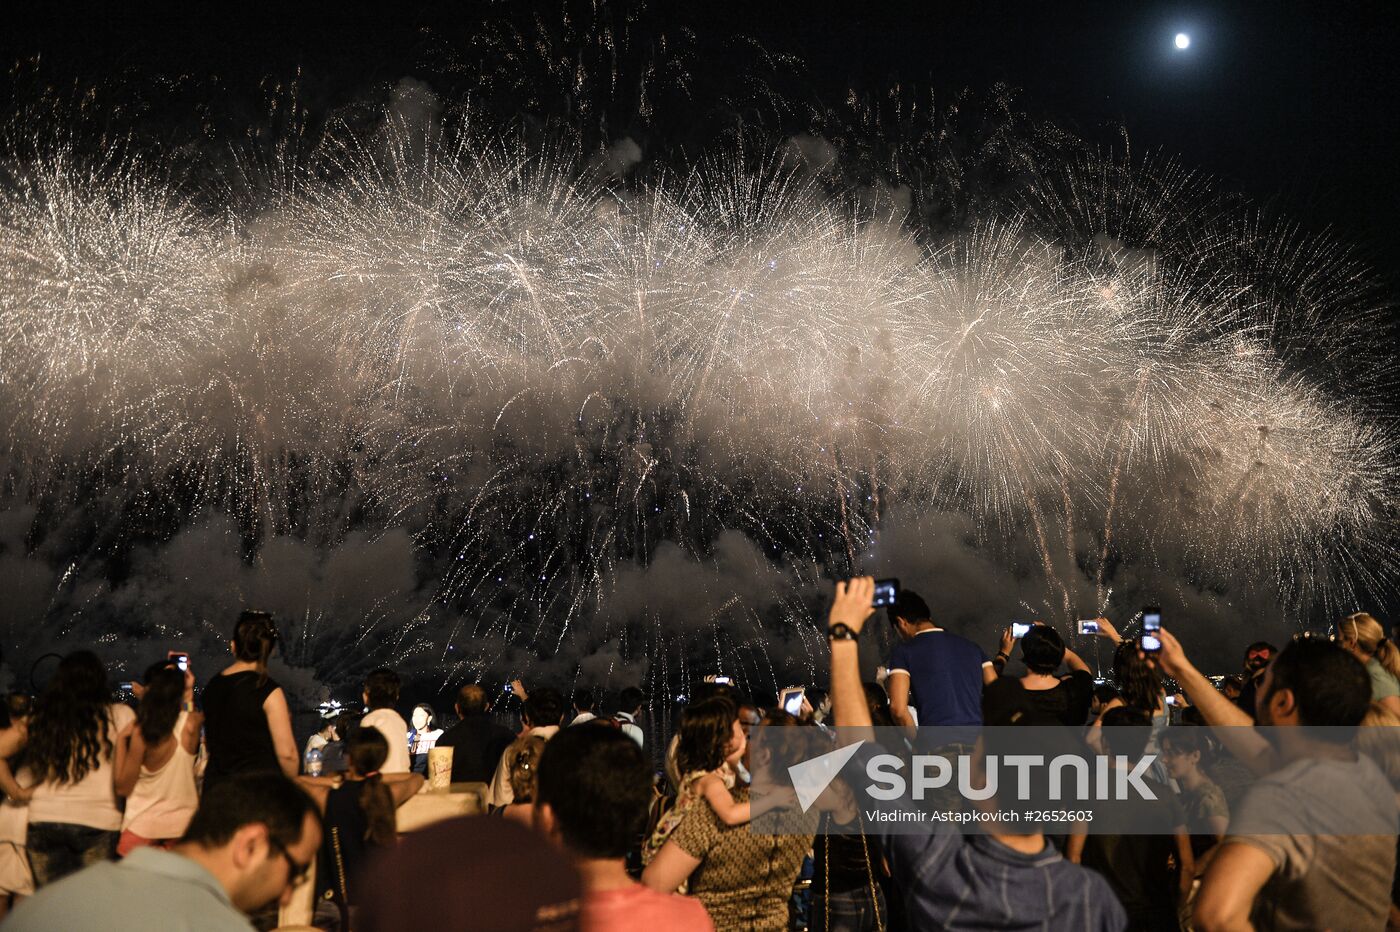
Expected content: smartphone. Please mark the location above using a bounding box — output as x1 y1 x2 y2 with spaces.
167 651 189 672
1166 695 1178 706
1078 619 1100 635
872 578 900 608
703 675 732 685
1011 622 1032 639
117 681 134 693
504 682 514 694
780 687 806 716
1140 608 1162 653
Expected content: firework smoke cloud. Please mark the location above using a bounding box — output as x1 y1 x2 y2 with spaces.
0 79 1395 704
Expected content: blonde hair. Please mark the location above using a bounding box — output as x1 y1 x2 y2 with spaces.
1345 613 1400 681
1359 702 1400 791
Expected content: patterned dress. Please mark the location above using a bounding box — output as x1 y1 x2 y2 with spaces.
643 764 738 874
670 785 816 931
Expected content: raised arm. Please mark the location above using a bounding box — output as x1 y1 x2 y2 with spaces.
262 687 301 778
1154 629 1276 775
990 627 1015 676
829 577 876 738
1062 644 1092 675
1095 617 1123 646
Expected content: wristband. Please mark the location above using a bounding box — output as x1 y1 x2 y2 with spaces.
828 623 860 642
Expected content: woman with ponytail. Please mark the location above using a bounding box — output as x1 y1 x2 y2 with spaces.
299 727 423 925
113 662 202 856
1340 612 1400 716
201 611 299 789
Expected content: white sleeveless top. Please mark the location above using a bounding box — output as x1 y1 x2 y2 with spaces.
120 711 199 840
29 704 135 831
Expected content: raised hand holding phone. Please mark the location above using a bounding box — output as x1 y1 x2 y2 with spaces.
829 577 877 633
1139 608 1162 653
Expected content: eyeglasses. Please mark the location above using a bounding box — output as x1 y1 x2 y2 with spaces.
269 837 312 888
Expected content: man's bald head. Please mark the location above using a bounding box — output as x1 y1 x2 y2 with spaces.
456 683 489 716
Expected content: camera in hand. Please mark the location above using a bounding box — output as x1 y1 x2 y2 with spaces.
1140 608 1162 653
872 578 900 608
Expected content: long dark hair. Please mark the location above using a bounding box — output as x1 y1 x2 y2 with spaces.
346 729 396 847
137 663 185 745
676 696 738 775
1113 641 1164 714
233 610 279 684
26 651 113 785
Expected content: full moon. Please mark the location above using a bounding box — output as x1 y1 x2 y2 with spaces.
1175 33 1191 49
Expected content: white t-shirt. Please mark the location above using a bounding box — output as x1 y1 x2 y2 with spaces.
361 708 411 774
29 704 136 830
615 713 644 748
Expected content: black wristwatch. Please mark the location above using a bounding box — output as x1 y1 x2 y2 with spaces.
828 623 860 642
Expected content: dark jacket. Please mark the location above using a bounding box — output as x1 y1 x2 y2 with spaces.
434 712 515 784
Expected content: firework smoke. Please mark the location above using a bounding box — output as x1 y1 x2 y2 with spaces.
0 98 1395 709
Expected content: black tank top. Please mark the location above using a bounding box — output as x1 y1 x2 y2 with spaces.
318 781 385 904
201 671 281 788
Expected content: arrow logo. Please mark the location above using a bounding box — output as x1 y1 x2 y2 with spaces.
787 740 865 812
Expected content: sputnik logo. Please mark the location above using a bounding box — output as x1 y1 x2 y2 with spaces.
787 741 865 812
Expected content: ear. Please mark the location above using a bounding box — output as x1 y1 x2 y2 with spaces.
229 823 269 871
228 640 237 655
1268 686 1298 723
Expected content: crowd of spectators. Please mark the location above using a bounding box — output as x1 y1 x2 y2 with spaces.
0 596 1396 931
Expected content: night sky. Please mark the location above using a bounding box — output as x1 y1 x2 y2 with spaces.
5 1 1399 268
0 2 1396 691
